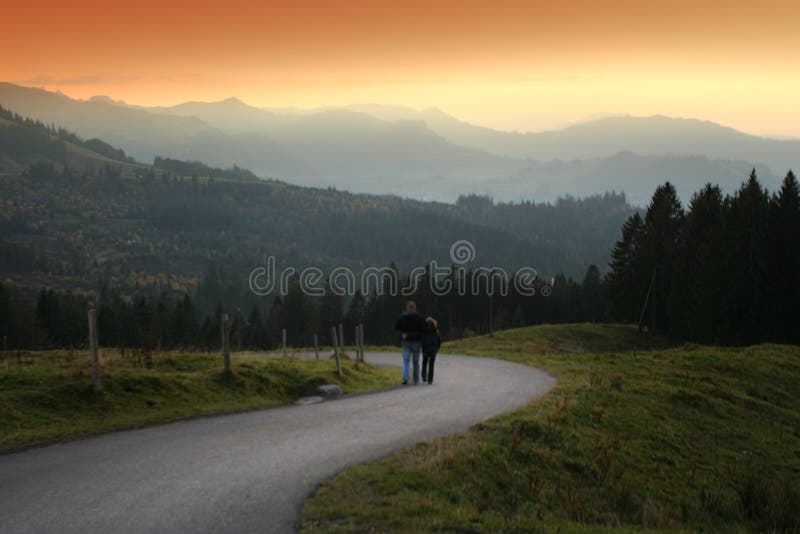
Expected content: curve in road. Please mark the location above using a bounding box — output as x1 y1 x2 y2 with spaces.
0 352 554 533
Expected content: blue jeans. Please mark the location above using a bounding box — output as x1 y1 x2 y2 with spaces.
402 341 421 383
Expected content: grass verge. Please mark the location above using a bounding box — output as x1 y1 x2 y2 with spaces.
302 323 800 533
0 349 395 452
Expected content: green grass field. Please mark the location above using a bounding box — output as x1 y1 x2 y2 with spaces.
302 324 800 533
0 349 395 452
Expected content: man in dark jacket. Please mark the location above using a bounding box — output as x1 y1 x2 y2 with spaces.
394 300 426 384
420 317 442 384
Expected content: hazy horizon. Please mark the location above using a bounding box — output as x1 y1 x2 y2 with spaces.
3 0 799 137
6 81 800 141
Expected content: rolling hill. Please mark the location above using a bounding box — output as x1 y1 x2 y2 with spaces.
0 109 638 306
0 83 303 178
0 104 144 176
303 324 800 533
0 82 786 204
342 103 800 173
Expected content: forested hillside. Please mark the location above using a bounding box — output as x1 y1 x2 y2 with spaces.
450 193 630 277
0 105 141 175
0 108 639 349
0 165 621 347
4 104 795 352
0 166 625 291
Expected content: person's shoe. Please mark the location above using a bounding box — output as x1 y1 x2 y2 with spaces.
427 381 433 385
421 374 427 382
402 380 408 385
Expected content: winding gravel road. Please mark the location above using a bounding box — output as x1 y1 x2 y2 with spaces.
0 352 554 533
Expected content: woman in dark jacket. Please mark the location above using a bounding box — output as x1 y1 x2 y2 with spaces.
420 317 442 384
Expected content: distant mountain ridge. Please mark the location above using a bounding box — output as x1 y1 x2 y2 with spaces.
339 103 800 172
0 83 304 178
0 82 790 204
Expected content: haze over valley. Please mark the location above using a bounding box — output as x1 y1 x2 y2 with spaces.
1 82 793 206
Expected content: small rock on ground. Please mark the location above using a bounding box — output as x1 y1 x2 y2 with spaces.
316 384 343 397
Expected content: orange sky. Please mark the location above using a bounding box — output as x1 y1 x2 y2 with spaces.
2 0 799 135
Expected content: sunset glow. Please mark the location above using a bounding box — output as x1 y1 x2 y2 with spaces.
2 0 799 135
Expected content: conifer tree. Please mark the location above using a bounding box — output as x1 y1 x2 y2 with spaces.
726 170 770 344
674 184 726 342
636 183 684 333
767 171 800 343
605 213 643 321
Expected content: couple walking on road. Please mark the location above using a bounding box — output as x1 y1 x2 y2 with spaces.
394 300 442 385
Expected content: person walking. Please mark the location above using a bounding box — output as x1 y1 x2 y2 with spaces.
420 317 442 384
394 300 426 385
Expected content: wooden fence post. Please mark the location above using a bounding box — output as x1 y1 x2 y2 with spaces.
221 313 231 373
331 326 342 376
338 323 344 354
313 333 319 360
357 324 366 362
282 328 287 357
637 269 656 333
354 325 360 362
359 324 365 363
88 309 101 391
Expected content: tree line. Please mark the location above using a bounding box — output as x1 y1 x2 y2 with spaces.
2 168 795 351
0 262 606 351
606 170 799 345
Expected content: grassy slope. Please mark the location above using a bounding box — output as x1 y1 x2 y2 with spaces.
302 324 800 533
64 140 145 173
0 115 143 176
0 350 395 452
